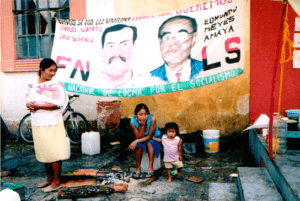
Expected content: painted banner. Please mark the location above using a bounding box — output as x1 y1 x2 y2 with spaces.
52 0 245 97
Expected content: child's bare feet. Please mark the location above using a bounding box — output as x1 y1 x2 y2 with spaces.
167 178 172 183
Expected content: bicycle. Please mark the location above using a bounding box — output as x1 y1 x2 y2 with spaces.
19 94 89 145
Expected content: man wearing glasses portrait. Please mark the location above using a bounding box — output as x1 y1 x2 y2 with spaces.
150 15 203 83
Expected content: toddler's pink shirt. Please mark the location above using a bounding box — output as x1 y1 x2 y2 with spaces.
162 135 180 162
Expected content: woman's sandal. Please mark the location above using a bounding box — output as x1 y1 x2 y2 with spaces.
38 181 51 188
42 185 61 192
146 172 154 178
132 172 141 179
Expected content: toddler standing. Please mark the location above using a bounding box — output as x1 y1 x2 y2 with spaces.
155 122 183 183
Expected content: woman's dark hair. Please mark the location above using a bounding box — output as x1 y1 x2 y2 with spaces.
165 122 180 136
39 58 57 76
134 103 150 115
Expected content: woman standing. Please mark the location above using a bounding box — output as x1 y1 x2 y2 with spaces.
26 58 68 192
128 103 161 178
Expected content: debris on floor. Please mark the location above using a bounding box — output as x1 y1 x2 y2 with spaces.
230 173 238 177
110 141 121 145
186 176 204 183
140 168 165 187
57 167 129 199
201 166 212 170
57 183 128 199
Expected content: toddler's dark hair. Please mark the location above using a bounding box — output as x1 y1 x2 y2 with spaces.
165 122 180 136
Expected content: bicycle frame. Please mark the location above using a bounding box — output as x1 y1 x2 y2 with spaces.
19 94 88 144
63 95 79 130
63 95 78 116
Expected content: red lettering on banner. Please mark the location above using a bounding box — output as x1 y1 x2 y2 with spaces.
220 0 227 5
210 0 231 8
202 46 208 59
72 36 94 43
56 56 71 68
225 37 241 64
131 16 155 21
59 34 71 40
210 0 219 8
80 26 102 32
176 0 234 14
74 60 90 71
225 37 240 52
202 46 221 71
203 2 208 10
196 5 202 11
201 37 241 70
159 13 171 17
71 60 90 81
143 16 155 20
190 6 195 12
60 26 77 32
131 17 143 21
183 8 189 13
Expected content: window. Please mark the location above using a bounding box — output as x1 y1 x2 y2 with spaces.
14 0 69 59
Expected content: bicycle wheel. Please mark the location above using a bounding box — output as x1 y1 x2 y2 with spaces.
65 112 89 144
19 113 34 144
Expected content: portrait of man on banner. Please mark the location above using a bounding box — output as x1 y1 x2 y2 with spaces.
52 0 245 96
149 15 203 84
91 24 146 88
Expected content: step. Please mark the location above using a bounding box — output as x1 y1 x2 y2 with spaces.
1 155 19 171
237 167 283 201
208 183 239 201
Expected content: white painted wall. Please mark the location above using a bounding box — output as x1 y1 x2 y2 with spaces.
1 72 37 122
1 1 117 135
86 0 115 18
0 71 106 134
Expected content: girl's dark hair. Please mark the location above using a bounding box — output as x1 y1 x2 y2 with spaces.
134 103 150 115
39 58 57 76
165 122 180 136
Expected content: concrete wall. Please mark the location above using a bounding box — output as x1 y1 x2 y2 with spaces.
0 71 102 137
115 0 251 134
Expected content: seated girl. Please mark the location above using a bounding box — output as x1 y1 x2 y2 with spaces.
128 103 161 178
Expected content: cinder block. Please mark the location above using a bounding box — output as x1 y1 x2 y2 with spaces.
141 152 161 173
